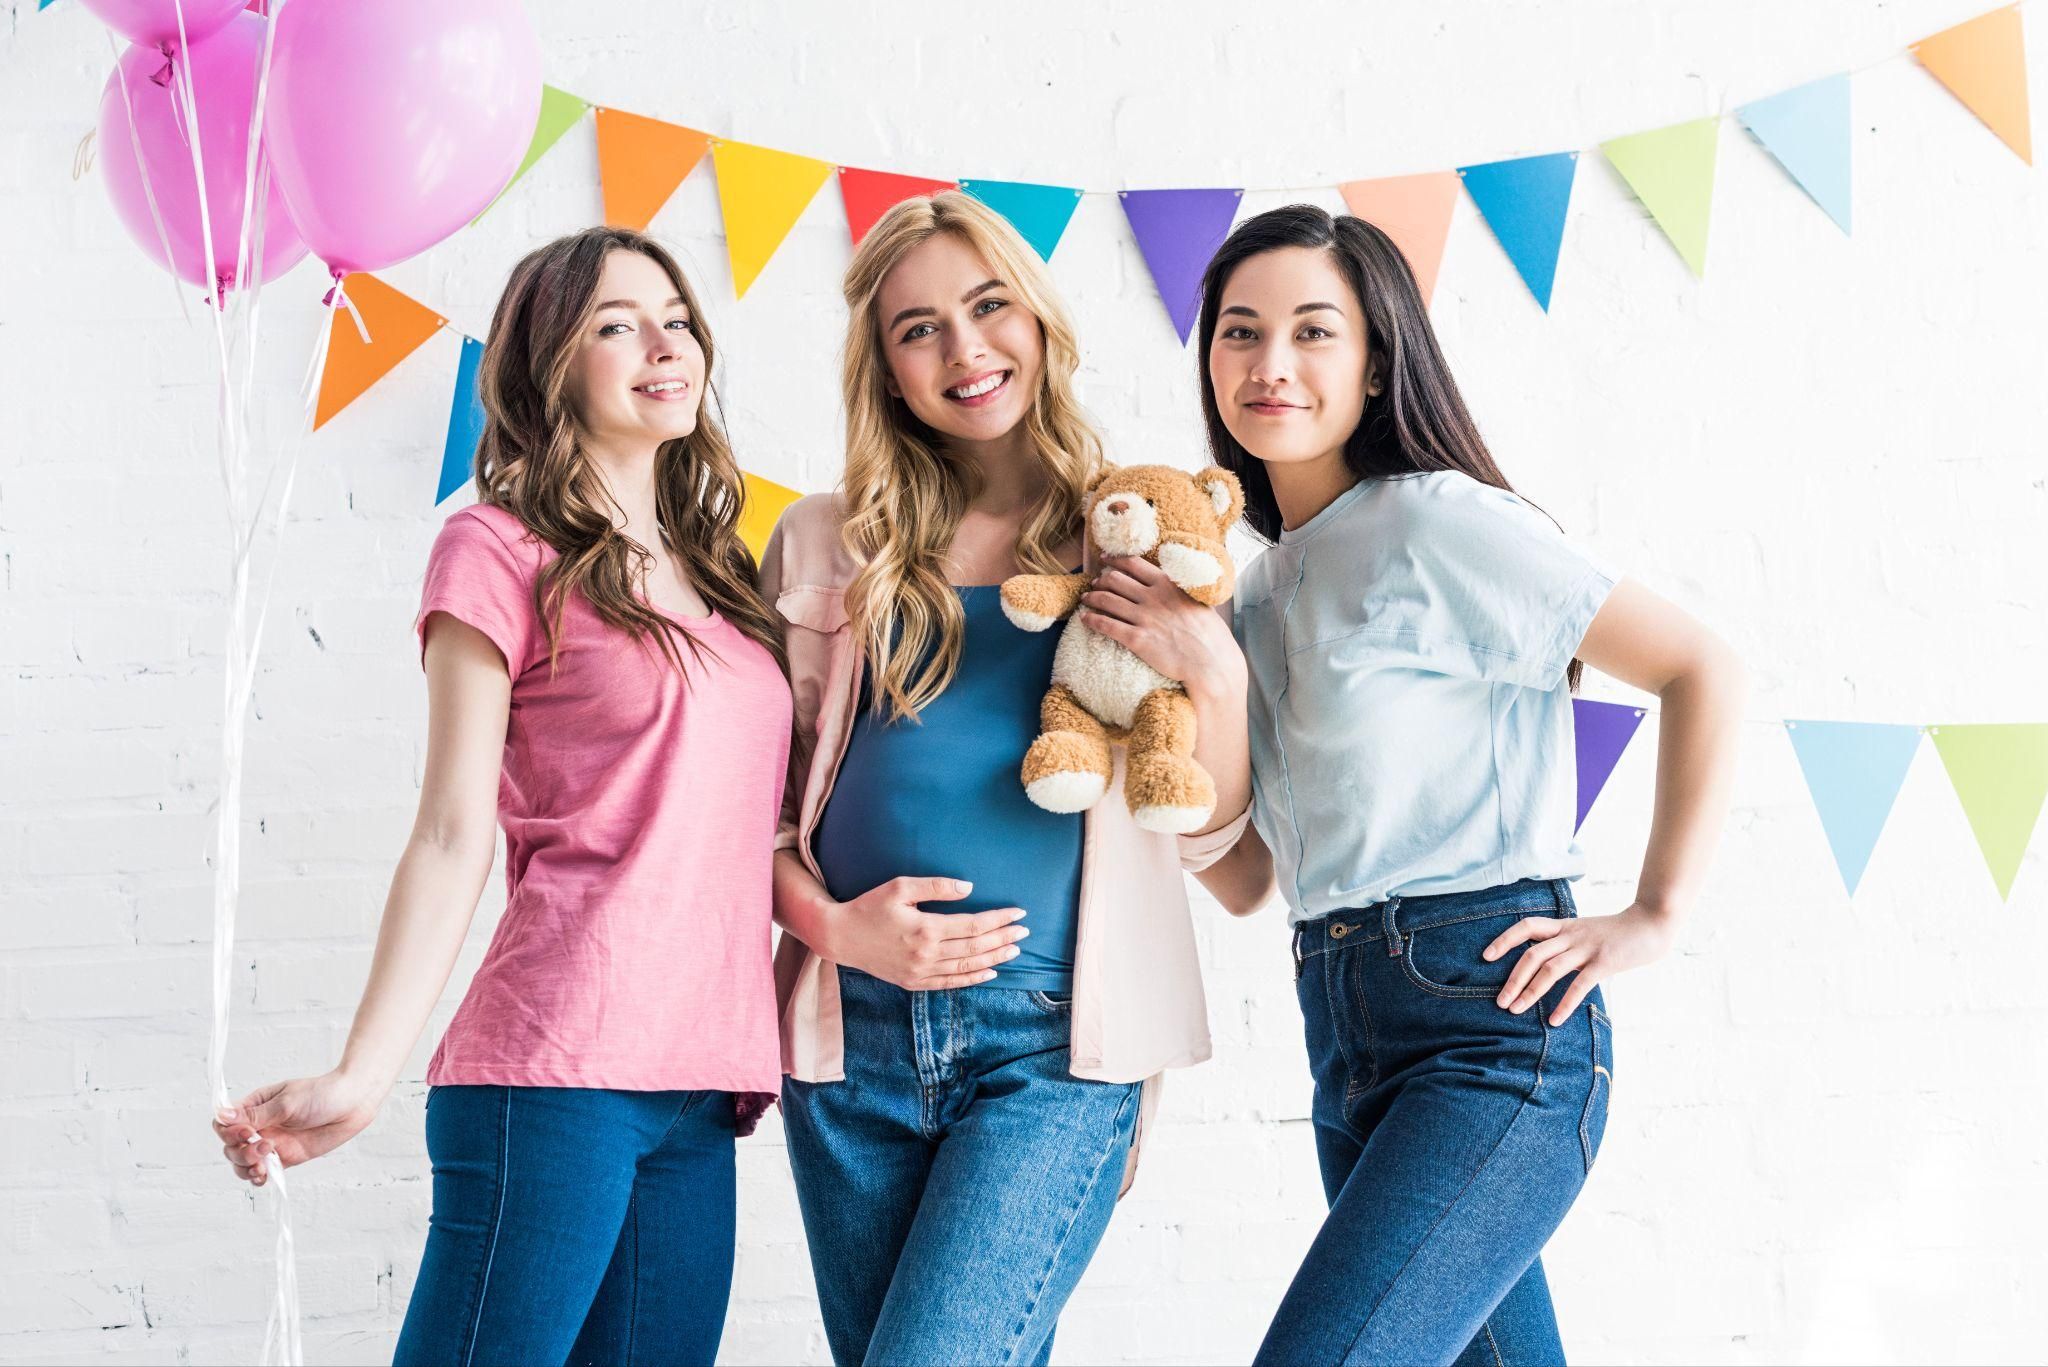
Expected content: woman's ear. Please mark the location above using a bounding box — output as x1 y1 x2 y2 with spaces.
1193 467 1244 532
1364 351 1385 399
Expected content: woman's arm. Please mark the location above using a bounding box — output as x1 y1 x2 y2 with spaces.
1192 822 1277 917
211 614 511 1184
1485 578 1748 1024
773 852 1032 990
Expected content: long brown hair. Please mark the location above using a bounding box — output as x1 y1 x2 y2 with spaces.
840 192 1101 720
1196 204 1581 689
469 226 785 676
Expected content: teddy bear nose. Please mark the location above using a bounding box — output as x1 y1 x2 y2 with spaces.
1105 498 1130 514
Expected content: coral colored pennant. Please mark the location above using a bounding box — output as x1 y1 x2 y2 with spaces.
1913 5 2033 164
710 141 834 298
1339 171 1462 304
437 336 486 505
1573 699 1645 832
959 179 1084 261
1930 722 2048 901
313 275 444 431
1457 152 1578 311
1784 720 1923 896
595 108 712 231
1119 188 1243 344
1601 117 1721 278
738 472 803 562
476 86 591 223
839 167 958 246
1738 75 1853 234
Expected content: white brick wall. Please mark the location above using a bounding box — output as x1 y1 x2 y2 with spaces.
4 0 2045 1362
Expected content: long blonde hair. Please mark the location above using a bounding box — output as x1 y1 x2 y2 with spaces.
840 192 1102 720
472 226 785 677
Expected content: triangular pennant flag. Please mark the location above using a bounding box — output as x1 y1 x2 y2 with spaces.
737 472 803 562
1912 6 2033 164
1600 117 1721 277
1930 722 2048 900
313 275 444 431
710 141 834 298
595 107 712 231
1573 699 1645 832
1119 188 1243 344
1456 152 1578 311
959 179 1084 261
1784 720 1923 896
839 167 959 247
1339 171 1462 304
475 86 591 223
40 0 60 9
1737 75 1853 233
437 336 487 505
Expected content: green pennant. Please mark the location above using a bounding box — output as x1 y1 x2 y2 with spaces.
475 85 591 222
1600 116 1721 277
1930 723 2048 901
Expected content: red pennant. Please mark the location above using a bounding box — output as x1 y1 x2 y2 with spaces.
838 167 958 246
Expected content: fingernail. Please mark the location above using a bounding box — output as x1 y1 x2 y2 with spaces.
1014 927 1030 938
955 880 973 894
1002 947 1020 960
216 1107 237 1122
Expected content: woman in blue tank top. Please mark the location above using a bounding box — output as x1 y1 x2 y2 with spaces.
1194 205 1747 1365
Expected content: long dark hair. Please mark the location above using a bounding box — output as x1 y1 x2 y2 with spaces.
1195 203 1581 689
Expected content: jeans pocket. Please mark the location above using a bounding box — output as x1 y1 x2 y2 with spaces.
1580 1004 1613 1173
1395 910 1535 999
1026 990 1073 1014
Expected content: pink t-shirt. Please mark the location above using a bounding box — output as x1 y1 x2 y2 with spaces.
414 504 791 1108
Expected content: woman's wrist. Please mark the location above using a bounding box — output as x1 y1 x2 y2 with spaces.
1183 652 1247 708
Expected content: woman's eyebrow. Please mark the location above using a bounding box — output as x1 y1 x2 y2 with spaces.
594 295 687 311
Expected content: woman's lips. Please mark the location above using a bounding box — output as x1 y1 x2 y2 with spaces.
945 370 1012 408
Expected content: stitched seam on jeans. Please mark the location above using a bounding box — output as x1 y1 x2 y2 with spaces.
1321 956 1371 1136
1484 1321 1505 1367
1003 1081 1141 1363
1344 946 1380 1099
460 1087 515 1367
625 1190 641 1366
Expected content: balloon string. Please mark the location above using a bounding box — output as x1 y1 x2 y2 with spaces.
106 30 190 325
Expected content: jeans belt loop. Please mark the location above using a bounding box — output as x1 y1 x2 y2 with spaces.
1381 896 1404 958
1291 924 1304 980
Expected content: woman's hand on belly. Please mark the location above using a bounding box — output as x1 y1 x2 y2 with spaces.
817 876 1031 991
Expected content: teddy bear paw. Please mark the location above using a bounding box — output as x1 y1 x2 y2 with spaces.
1026 769 1110 813
1156 541 1223 591
1131 802 1214 835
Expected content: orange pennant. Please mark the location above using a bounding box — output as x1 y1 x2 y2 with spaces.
1912 5 2032 164
313 274 445 431
596 107 714 230
1340 172 1463 304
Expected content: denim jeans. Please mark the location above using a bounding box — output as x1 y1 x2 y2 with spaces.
393 1085 737 1367
1255 879 1613 1367
782 967 1143 1366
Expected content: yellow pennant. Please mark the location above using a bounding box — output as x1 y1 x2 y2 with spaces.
737 472 804 562
710 141 833 298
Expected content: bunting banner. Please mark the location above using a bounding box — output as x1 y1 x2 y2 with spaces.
1339 171 1462 304
959 179 1084 261
1601 117 1721 277
1119 188 1244 344
1457 152 1579 311
438 336 487 506
1929 723 2048 900
1912 5 2033 164
595 107 711 231
1785 720 1924 896
313 275 445 431
1573 699 1646 832
840 167 959 246
476 85 591 222
710 140 834 297
1737 75 1854 233
738 472 803 561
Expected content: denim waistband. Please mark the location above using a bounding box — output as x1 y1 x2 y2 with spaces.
1291 878 1576 965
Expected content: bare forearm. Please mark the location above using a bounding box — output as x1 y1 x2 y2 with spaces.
336 838 493 1089
1187 663 1251 838
1194 824 1276 917
1635 647 1747 923
773 848 840 956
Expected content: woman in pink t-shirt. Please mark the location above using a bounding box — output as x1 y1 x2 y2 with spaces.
208 227 793 1365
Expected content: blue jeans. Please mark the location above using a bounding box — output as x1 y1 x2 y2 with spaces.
1255 879 1613 1367
782 968 1143 1366
393 1085 737 1367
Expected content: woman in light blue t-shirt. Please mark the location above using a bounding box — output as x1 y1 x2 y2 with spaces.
1193 205 1747 1365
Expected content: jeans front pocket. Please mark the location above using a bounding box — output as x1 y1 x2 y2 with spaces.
1580 1003 1613 1173
1395 909 1541 1000
1025 990 1073 1014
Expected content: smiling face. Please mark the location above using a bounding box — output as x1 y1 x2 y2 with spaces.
563 249 707 452
1208 245 1381 471
874 230 1046 448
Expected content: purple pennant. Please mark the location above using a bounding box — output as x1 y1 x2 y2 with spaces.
1573 699 1646 832
1120 188 1243 344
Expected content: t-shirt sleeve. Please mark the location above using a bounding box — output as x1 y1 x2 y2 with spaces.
414 510 542 677
1392 474 1617 690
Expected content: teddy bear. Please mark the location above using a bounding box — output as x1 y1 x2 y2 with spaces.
999 462 1244 834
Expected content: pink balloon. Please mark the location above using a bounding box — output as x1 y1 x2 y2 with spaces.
96 13 309 296
80 0 246 51
265 0 541 276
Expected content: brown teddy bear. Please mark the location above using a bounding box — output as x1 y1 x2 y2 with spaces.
999 463 1244 833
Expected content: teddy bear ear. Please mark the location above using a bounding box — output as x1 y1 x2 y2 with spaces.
1194 466 1244 529
1086 463 1121 492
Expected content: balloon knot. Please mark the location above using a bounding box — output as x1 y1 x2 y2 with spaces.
149 58 174 88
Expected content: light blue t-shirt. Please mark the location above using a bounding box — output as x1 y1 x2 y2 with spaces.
1232 471 1618 925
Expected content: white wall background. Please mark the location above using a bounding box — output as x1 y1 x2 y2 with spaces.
4 1 2045 1362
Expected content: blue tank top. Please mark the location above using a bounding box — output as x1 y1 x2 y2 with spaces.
812 585 1082 992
